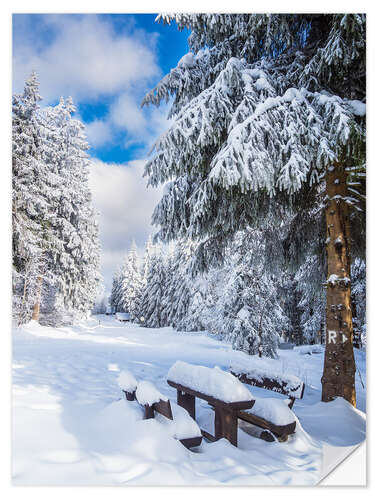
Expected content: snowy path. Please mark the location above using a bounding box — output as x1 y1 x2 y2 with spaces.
12 316 366 485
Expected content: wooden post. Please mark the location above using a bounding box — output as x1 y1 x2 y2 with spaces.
123 390 136 401
214 407 238 446
143 404 155 419
177 389 196 420
321 163 356 406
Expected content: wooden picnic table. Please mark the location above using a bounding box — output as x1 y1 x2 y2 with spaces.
167 379 255 447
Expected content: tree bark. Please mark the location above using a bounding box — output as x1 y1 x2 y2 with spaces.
321 163 356 406
31 276 43 322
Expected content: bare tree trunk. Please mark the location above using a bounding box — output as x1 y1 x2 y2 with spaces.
321 163 356 406
32 276 43 322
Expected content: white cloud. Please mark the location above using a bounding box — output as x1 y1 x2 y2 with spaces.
13 15 161 102
88 158 163 291
85 119 113 148
83 92 171 152
110 93 147 133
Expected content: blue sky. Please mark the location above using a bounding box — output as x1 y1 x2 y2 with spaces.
12 14 190 292
13 14 189 163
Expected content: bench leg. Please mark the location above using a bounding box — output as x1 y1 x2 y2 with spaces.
287 397 295 409
177 390 195 420
214 407 238 447
144 404 155 419
123 390 136 401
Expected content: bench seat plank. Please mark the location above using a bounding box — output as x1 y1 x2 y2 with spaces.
237 409 296 437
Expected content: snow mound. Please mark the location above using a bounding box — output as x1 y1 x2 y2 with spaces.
245 397 296 426
295 397 366 446
135 381 168 406
23 320 45 330
117 370 138 392
168 361 253 403
156 402 201 440
230 356 304 398
296 345 324 355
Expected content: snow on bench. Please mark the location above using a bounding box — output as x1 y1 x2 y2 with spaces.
135 380 169 406
117 370 138 401
155 402 202 442
230 356 302 441
167 360 253 403
118 372 202 448
244 397 296 426
118 370 138 393
167 361 255 447
230 356 305 400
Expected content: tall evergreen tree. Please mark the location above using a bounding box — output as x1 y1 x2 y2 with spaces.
215 230 287 357
13 74 101 325
140 245 168 327
12 72 56 323
41 96 101 319
143 14 366 405
164 240 192 329
121 242 143 321
109 267 123 313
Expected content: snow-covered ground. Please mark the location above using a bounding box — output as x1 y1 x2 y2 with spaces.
12 315 366 486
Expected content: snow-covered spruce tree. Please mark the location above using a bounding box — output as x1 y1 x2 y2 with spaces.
200 265 227 336
161 244 176 326
139 245 168 328
13 75 100 325
161 239 205 331
181 276 207 332
112 255 129 313
217 230 287 358
141 236 154 284
165 241 191 329
39 97 101 323
143 14 365 405
121 242 143 321
351 258 366 348
294 255 326 344
109 267 123 313
12 72 58 323
175 248 207 331
277 271 304 344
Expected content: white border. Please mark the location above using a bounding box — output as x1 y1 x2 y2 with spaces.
2 1 373 497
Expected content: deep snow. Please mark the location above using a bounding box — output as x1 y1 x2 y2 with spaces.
12 315 366 485
168 360 254 402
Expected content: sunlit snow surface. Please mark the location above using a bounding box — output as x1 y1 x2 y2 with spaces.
12 316 366 485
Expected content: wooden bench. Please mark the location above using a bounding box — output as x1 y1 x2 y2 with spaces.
231 370 305 442
167 380 255 447
122 380 202 449
123 388 173 420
